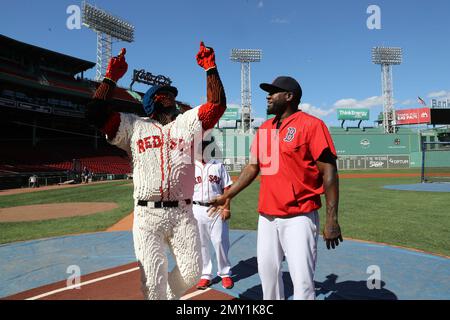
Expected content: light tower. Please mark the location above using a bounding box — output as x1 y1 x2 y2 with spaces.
372 47 403 134
230 49 262 133
82 1 135 80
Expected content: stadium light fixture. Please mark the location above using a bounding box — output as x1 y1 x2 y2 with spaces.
230 49 263 133
82 2 134 42
372 47 403 65
231 49 262 63
372 46 403 134
82 1 135 80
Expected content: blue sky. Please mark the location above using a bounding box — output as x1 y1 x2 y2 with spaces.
1 0 449 127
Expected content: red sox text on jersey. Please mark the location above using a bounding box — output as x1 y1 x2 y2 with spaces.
137 135 185 153
195 175 222 185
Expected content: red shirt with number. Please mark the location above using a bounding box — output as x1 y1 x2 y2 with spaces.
250 111 337 217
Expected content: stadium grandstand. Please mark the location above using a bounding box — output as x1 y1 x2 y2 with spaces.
2 34 449 189
0 34 148 189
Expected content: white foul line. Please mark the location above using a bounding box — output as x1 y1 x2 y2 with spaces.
180 288 212 300
26 266 210 300
26 267 140 300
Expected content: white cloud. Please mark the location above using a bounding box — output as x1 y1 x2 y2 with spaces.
227 103 241 109
401 99 416 106
333 96 383 109
396 91 450 107
298 95 384 119
270 18 290 24
299 103 335 118
427 90 450 99
252 117 265 127
257 1 264 8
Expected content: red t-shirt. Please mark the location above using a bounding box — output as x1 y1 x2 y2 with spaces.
250 111 337 217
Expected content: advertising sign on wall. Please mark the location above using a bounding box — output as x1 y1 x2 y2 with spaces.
395 108 431 125
337 108 370 120
221 107 240 120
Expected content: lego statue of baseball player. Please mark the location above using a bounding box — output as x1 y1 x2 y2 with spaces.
85 42 227 300
193 137 234 290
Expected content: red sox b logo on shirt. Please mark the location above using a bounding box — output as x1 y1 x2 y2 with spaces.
284 127 296 142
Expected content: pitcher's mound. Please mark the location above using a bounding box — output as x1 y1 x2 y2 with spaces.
0 202 118 222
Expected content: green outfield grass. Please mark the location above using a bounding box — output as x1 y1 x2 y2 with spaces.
0 176 449 256
0 181 133 244
231 168 423 177
229 176 450 256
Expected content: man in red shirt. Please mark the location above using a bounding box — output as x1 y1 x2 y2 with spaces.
209 76 342 300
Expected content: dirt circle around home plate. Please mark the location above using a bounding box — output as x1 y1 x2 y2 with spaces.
0 202 119 222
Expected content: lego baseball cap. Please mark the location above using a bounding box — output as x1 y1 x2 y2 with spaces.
260 76 302 100
142 85 178 115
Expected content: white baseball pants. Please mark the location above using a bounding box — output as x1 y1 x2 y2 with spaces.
193 204 232 280
132 202 202 300
257 211 319 300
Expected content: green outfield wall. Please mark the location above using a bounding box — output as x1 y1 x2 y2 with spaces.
211 126 449 171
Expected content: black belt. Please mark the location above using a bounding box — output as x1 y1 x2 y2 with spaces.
193 201 212 207
137 199 191 208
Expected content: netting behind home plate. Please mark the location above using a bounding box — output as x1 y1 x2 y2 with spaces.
421 142 450 183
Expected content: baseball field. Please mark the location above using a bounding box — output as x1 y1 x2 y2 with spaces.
0 171 449 257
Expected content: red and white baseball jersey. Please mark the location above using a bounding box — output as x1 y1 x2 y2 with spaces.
108 107 212 202
193 160 232 202
251 111 337 217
